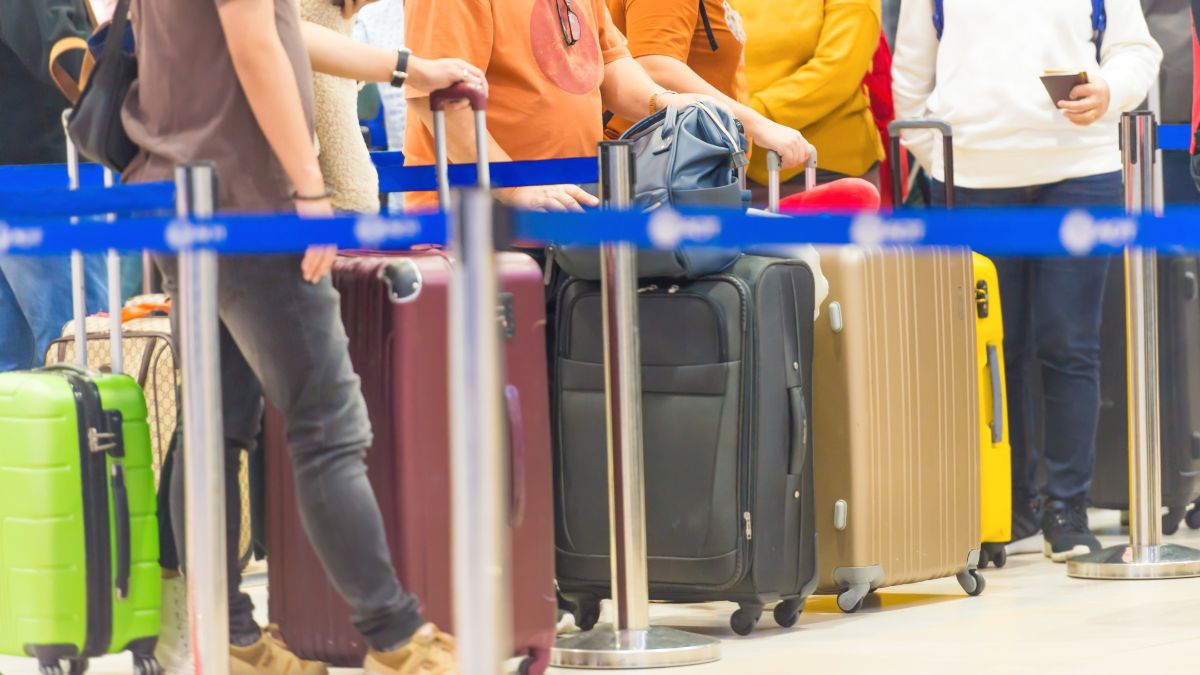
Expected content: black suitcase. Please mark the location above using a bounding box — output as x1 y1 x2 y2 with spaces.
1091 256 1200 533
551 255 817 636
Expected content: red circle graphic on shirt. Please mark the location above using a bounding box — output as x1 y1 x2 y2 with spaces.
530 0 602 95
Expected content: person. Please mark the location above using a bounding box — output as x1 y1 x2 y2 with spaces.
733 0 886 203
1142 0 1199 203
893 0 1162 562
0 0 107 373
401 0 721 212
120 0 483 672
603 0 811 171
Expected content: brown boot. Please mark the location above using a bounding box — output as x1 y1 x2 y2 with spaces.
229 626 328 675
362 624 458 675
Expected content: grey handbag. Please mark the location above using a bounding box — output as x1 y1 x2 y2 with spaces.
555 102 748 280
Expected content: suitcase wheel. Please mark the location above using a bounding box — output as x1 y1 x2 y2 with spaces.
730 604 763 636
517 650 550 675
38 662 64 675
836 586 868 614
1187 505 1200 530
133 654 162 675
957 568 986 597
772 598 804 628
980 542 1008 569
67 659 87 675
561 593 602 632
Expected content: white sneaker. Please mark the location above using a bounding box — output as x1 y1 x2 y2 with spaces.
156 574 196 675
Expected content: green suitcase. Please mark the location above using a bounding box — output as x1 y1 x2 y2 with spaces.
0 254 161 675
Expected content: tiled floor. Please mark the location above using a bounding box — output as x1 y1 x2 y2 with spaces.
5 510 1199 675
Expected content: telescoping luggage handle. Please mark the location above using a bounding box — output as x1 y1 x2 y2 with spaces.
888 118 954 208
430 82 489 206
62 110 134 601
765 146 818 213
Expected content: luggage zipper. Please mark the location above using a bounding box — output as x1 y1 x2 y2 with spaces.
743 512 753 541
714 272 754 581
61 372 114 657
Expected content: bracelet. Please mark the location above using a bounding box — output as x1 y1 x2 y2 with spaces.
291 189 335 202
651 90 677 115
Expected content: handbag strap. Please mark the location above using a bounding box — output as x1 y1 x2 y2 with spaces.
99 0 133 68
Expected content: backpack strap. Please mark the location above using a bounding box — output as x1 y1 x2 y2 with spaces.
698 0 719 51
933 0 944 39
1091 0 1107 61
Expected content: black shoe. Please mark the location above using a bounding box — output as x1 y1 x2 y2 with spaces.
1011 495 1041 542
1041 498 1101 562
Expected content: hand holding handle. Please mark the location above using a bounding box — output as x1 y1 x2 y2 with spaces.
430 82 488 112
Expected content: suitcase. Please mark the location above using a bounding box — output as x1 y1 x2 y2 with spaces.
972 253 1013 568
265 87 557 675
812 245 981 612
0 251 161 675
1090 256 1200 534
45 300 257 568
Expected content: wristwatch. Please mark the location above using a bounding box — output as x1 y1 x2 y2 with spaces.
390 48 412 88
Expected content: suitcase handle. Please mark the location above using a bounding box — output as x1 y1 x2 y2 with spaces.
111 463 131 600
430 82 487 112
764 147 818 213
504 385 527 527
787 387 807 474
888 118 954 208
986 344 1003 445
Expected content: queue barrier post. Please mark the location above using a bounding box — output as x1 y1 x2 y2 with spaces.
551 141 720 669
1068 111 1200 579
175 163 233 673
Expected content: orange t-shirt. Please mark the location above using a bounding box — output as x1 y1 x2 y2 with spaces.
605 0 747 137
403 0 632 211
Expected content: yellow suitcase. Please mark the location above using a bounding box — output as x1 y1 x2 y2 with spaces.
973 253 1012 568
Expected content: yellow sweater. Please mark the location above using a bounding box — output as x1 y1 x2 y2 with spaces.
734 0 884 185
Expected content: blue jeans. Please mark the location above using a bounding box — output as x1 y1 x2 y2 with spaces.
933 172 1121 501
0 255 107 372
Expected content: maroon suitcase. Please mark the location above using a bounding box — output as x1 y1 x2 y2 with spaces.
265 250 557 673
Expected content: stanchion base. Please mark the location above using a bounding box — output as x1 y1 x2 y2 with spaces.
1067 544 1200 579
551 625 720 670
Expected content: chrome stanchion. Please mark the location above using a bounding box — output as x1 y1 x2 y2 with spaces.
448 189 511 674
175 163 232 672
551 142 720 669
104 168 123 374
1068 112 1200 579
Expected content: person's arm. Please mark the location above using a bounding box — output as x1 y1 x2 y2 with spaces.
890 0 938 172
1060 0 1163 126
599 56 719 121
301 21 485 91
637 56 810 168
407 99 598 211
217 0 333 282
748 0 880 132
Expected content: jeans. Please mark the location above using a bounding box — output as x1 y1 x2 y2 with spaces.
0 255 107 372
155 254 423 650
932 171 1121 501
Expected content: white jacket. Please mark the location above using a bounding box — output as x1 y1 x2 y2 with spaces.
892 0 1162 189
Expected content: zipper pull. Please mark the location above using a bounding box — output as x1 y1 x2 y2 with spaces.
743 511 753 541
637 284 658 294
667 285 680 294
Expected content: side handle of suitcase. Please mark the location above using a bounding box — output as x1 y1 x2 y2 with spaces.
765 145 818 213
430 82 489 206
505 384 527 527
888 118 954 208
986 344 1004 444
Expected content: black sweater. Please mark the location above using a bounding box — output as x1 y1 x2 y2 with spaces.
0 0 90 165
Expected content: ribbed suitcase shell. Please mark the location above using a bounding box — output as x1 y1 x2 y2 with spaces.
1091 256 1200 531
0 371 160 664
266 251 556 674
972 254 1012 554
812 247 981 610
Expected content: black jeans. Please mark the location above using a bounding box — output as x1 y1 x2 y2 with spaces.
933 171 1121 501
155 254 423 650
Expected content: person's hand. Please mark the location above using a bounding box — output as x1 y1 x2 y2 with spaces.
1058 76 1111 126
339 0 379 20
408 56 487 109
748 119 811 170
505 185 599 212
294 197 337 283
